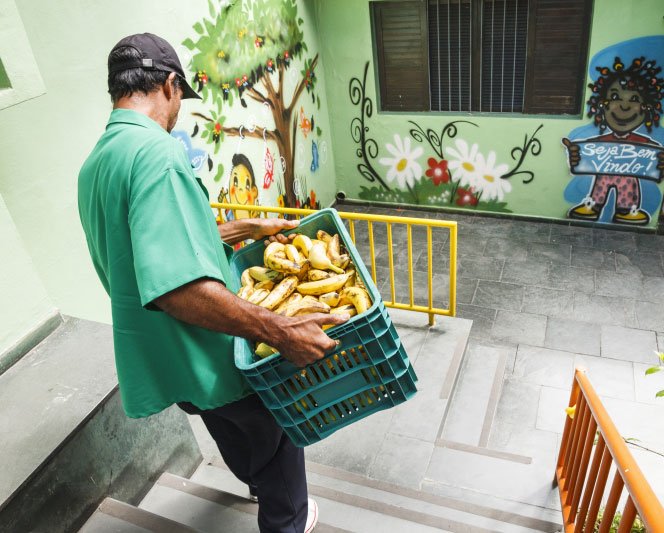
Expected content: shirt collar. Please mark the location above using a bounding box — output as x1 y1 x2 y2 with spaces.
106 108 166 133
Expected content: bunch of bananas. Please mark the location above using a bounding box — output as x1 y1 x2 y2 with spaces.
237 230 372 359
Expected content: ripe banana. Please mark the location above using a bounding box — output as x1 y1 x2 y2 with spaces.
339 286 372 314
319 291 340 307
293 299 331 316
259 275 298 310
285 244 302 263
255 342 278 358
254 280 275 291
265 252 304 275
275 293 303 315
248 288 270 305
248 266 281 282
343 269 356 288
330 303 357 316
309 243 345 274
316 230 333 243
241 268 254 288
337 253 350 270
237 285 254 300
292 234 313 257
308 269 331 281
327 233 341 266
310 239 328 250
263 242 285 265
296 273 350 296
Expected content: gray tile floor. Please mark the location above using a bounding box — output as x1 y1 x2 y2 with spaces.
339 203 664 509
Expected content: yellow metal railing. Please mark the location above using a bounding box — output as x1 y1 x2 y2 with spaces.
556 368 664 532
212 202 457 324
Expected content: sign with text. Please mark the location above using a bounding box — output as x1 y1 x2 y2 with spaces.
570 141 663 181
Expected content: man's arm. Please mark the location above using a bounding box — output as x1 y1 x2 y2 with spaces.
217 218 299 245
153 278 349 367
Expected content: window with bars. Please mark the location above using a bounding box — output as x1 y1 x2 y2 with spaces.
371 0 593 115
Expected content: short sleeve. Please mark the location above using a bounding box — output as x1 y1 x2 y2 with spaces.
129 166 226 308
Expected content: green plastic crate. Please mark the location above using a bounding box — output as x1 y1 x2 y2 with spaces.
231 208 418 446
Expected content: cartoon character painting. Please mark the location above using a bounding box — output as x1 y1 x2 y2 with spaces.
564 37 664 225
218 153 260 221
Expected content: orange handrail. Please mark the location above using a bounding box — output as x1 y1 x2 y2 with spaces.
556 368 664 532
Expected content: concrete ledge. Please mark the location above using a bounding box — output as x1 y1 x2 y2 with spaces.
0 309 63 375
0 316 202 532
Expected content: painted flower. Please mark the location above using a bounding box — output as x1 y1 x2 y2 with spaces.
378 134 424 189
425 158 450 185
445 139 480 187
473 151 511 201
456 187 479 207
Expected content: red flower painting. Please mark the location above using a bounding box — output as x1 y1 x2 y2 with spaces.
456 187 478 206
425 158 450 185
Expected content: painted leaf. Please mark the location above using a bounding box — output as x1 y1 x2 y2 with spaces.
207 155 213 172
656 390 664 398
182 38 196 51
208 0 215 18
316 126 322 137
192 123 199 137
214 163 225 182
193 22 204 34
646 366 663 375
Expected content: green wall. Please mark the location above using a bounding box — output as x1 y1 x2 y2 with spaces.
0 193 55 355
315 0 664 227
0 0 335 332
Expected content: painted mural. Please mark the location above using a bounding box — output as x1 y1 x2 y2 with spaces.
350 62 542 212
180 0 324 214
563 36 664 226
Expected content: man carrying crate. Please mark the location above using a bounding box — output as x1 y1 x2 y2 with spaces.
78 33 348 533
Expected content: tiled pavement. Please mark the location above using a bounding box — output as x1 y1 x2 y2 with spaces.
338 203 664 510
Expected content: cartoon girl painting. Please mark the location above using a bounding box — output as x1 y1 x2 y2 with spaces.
218 153 260 221
564 46 664 225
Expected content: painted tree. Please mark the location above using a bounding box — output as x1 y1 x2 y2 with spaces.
183 0 319 207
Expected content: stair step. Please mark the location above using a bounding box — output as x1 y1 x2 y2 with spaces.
79 498 196 533
440 342 508 446
145 471 443 532
193 461 560 532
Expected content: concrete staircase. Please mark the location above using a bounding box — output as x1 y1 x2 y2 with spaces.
79 311 562 533
80 458 562 532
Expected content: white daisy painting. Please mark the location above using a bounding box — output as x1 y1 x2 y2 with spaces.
379 134 424 189
445 139 480 187
474 151 511 201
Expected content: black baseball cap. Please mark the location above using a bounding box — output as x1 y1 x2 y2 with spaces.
108 32 201 100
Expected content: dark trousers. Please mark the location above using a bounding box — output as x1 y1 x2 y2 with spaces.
179 395 308 533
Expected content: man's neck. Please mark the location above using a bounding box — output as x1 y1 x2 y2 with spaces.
114 95 169 131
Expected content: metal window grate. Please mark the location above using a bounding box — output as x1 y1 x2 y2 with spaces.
428 0 528 113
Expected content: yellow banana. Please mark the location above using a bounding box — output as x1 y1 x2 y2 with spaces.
327 233 341 266
355 273 367 290
259 275 298 310
275 293 303 314
255 342 278 358
309 243 345 274
319 292 340 307
265 252 304 275
248 266 281 282
310 239 328 250
308 269 331 281
292 234 313 258
248 288 270 305
296 273 350 296
339 286 372 314
330 303 357 316
237 285 254 300
295 260 310 281
263 242 285 264
241 268 254 288
316 230 333 243
337 253 350 270
285 244 302 263
343 269 356 288
255 280 275 291
293 299 331 316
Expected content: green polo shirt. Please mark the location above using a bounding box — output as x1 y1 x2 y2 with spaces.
78 108 253 418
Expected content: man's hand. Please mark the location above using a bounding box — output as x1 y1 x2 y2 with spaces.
562 138 580 168
249 217 299 243
273 312 350 367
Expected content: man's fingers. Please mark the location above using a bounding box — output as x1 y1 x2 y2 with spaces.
312 312 351 326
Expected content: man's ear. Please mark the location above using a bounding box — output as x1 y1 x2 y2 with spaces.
164 72 177 100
